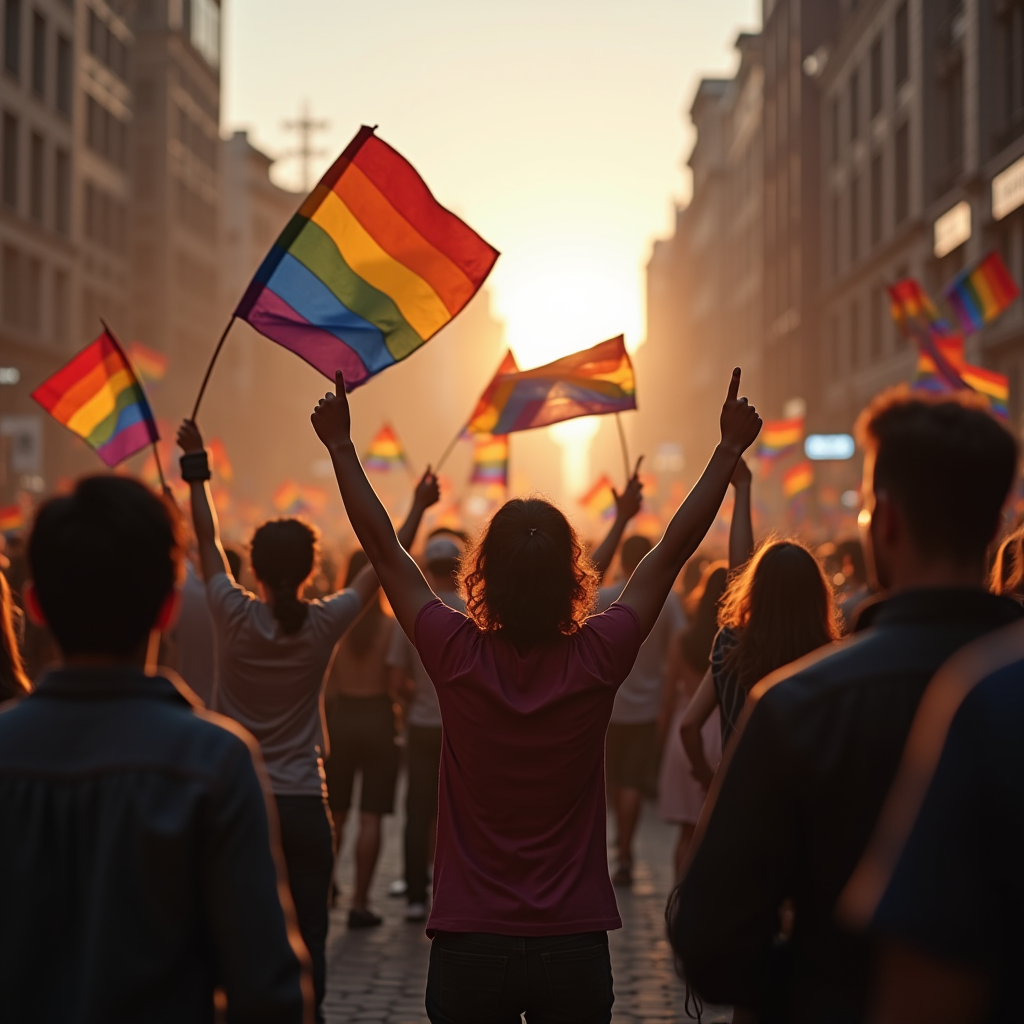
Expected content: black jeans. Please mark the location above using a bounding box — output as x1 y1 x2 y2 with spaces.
425 931 613 1024
404 725 442 904
275 795 334 1023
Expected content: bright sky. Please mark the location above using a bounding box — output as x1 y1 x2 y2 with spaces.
223 0 760 370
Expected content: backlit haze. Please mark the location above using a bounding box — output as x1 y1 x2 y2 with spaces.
221 0 759 514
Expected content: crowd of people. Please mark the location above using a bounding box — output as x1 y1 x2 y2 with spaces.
0 366 1020 1024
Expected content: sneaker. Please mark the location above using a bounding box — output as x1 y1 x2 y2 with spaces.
388 879 408 898
405 902 427 922
347 908 383 929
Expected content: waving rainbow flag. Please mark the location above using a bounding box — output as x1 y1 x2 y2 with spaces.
466 336 636 435
580 475 617 520
32 329 159 467
127 341 169 383
759 417 803 461
470 435 509 488
783 461 814 499
944 252 1020 334
0 505 24 534
887 279 953 339
363 424 408 471
235 126 499 392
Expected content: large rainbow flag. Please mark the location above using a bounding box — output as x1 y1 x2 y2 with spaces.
363 424 408 471
235 126 499 392
32 329 159 467
759 417 803 460
470 434 509 488
466 336 636 435
944 252 1020 334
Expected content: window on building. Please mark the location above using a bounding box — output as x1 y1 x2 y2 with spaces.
895 2 909 89
850 68 860 142
870 37 883 119
1002 1 1024 135
943 65 964 183
53 266 68 344
830 96 840 164
895 121 909 223
2 245 20 327
2 111 17 208
29 130 42 221
54 145 69 232
56 34 71 116
850 173 861 264
850 298 861 370
870 285 884 362
88 8 104 63
30 8 43 96
4 0 21 79
24 255 40 333
870 152 883 247
831 193 842 276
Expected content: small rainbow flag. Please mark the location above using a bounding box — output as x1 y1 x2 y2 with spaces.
0 505 24 533
580 475 617 520
470 434 509 488
759 417 803 460
783 461 814 499
466 336 636 435
127 341 169 383
208 438 234 482
363 424 407 471
235 125 499 392
272 480 329 517
466 350 520 430
32 329 159 467
944 252 1020 334
913 335 965 394
887 279 953 339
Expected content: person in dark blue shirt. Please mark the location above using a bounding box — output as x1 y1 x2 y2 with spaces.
0 475 311 1023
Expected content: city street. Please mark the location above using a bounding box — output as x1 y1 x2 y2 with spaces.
324 785 731 1023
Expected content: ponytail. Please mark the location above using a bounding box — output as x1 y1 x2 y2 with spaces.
250 519 319 636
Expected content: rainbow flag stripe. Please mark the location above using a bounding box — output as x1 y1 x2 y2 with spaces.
0 504 24 533
580 475 617 520
887 279 953 339
272 480 328 517
944 252 1020 334
32 330 158 467
127 341 169 383
470 434 509 487
236 126 499 392
759 417 803 460
961 363 1010 418
467 350 520 430
364 424 407 471
467 336 636 435
783 461 814 498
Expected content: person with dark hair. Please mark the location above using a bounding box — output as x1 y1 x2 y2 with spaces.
323 548 400 929
839 620 1024 1024
669 388 1024 1023
312 367 761 1022
601 532 685 886
0 475 310 1021
0 571 29 700
386 534 466 923
178 419 438 1022
657 560 727 880
989 525 1024 601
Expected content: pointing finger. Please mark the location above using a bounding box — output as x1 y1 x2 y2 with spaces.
335 369 345 392
727 367 741 401
632 455 644 480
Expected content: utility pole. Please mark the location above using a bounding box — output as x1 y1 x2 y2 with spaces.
282 101 330 192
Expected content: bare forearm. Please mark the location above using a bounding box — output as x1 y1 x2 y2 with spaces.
189 481 229 580
591 514 629 579
729 483 754 570
328 441 401 561
681 723 713 782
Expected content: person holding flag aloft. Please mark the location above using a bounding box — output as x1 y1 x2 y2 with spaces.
311 366 760 1022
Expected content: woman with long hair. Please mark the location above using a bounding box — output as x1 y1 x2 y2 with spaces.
0 571 30 700
679 537 841 789
312 367 761 1022
323 549 400 929
177 419 437 1024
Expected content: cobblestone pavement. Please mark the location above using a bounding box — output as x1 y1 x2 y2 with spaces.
324 785 731 1023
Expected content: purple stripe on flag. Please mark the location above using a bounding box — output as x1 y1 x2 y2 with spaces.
95 419 156 467
240 287 379 391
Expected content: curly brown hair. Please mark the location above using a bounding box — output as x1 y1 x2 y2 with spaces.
459 498 598 649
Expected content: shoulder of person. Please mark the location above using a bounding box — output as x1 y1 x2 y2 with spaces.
596 583 625 613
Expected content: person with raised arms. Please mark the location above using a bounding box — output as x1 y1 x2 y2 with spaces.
311 367 761 1024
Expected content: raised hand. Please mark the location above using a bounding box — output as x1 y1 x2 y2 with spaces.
177 419 205 455
413 467 441 511
731 457 752 488
612 456 645 523
719 369 761 456
311 370 352 450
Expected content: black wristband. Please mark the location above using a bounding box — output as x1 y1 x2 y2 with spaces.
180 451 211 482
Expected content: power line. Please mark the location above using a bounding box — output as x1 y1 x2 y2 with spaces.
281 101 330 192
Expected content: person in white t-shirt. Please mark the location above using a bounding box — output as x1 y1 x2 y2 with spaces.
177 418 438 1023
386 534 465 923
599 534 685 887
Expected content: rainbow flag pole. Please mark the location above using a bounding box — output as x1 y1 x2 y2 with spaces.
102 320 166 490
